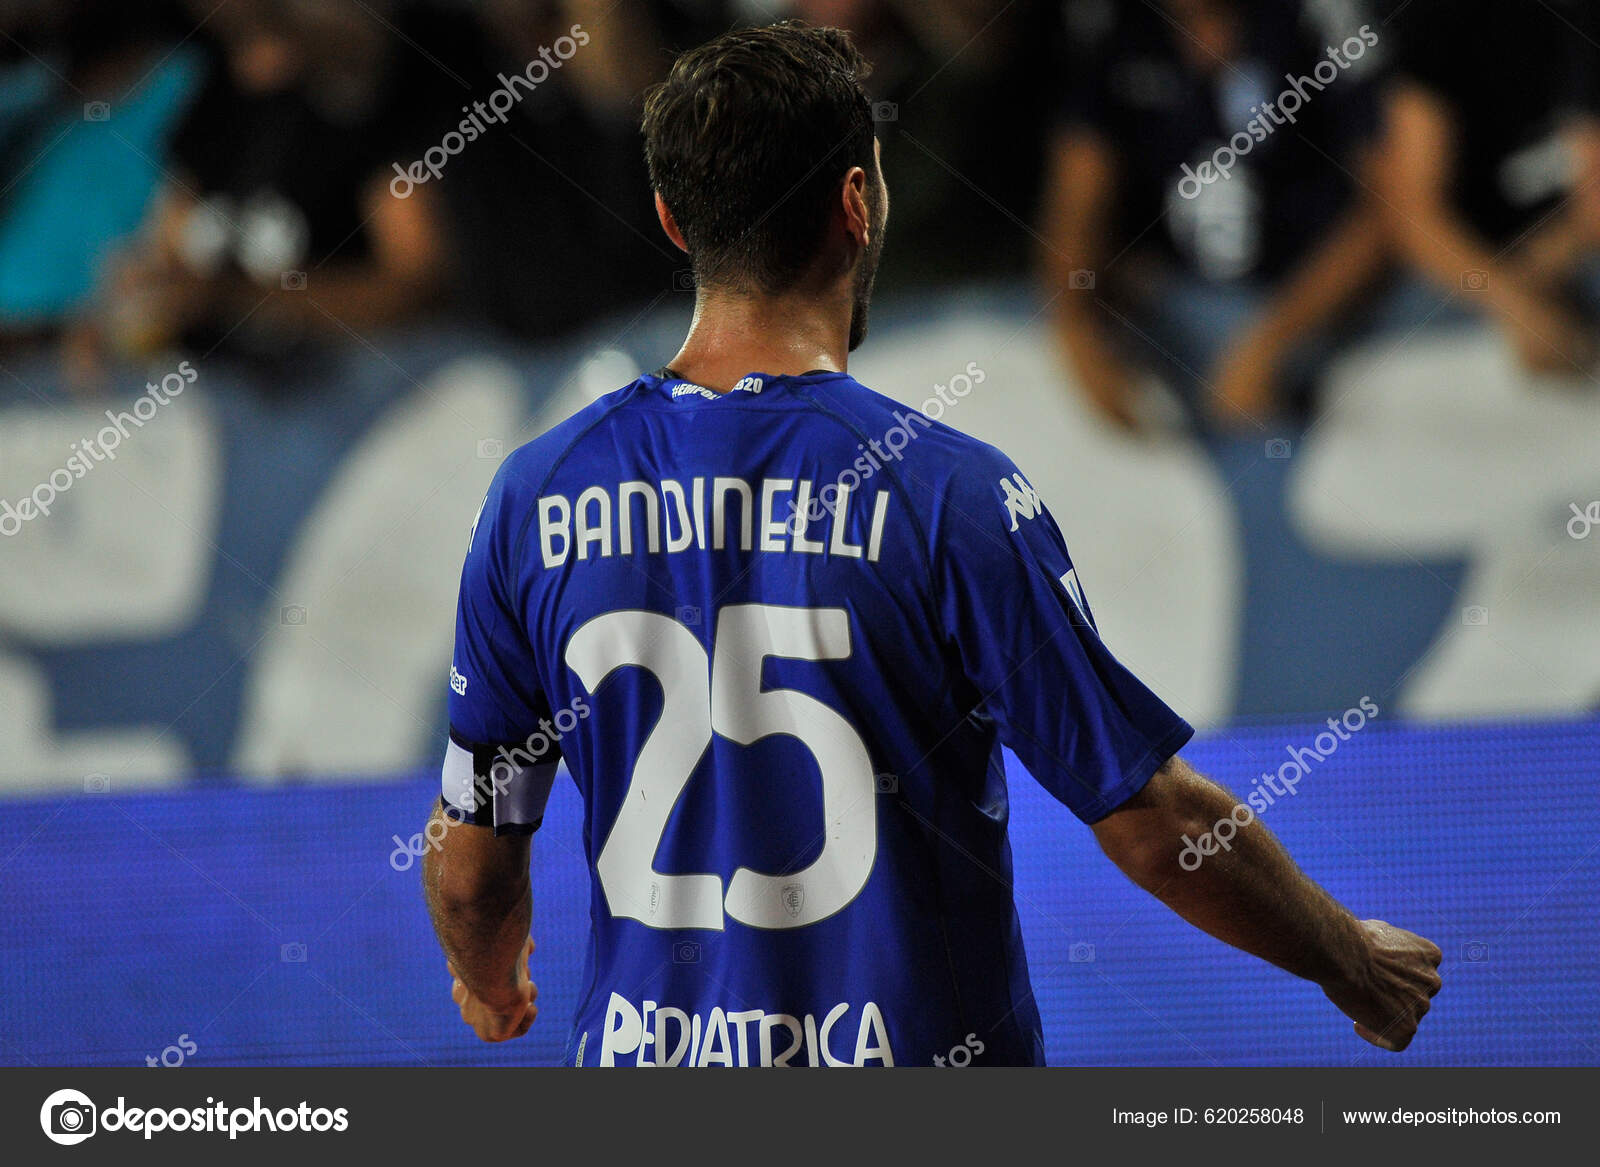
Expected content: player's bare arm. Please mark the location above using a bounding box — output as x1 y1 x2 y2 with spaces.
422 803 538 1043
1093 754 1443 1051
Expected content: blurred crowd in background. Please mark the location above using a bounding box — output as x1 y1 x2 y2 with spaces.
2 0 1599 429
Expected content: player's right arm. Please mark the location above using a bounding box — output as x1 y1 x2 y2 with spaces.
1091 754 1443 1051
425 457 559 1043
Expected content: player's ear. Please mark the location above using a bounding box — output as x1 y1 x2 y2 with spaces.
655 192 690 253
841 166 871 250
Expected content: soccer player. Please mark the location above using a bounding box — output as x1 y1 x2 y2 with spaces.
423 21 1441 1067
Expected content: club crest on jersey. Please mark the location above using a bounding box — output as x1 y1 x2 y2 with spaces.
781 883 805 918
1001 473 1043 531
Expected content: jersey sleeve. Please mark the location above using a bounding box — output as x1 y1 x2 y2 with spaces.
935 450 1194 822
441 464 560 835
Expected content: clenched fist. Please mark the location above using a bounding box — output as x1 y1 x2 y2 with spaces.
1323 919 1443 1051
450 937 538 1043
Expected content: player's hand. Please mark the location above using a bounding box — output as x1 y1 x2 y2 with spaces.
1322 919 1442 1051
449 937 538 1042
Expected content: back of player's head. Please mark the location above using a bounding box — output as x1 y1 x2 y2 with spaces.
642 20 878 295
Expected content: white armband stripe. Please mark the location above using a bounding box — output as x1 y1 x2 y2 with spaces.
442 740 479 816
441 738 560 831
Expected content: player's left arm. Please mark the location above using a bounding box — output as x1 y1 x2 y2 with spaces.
423 804 537 1043
939 448 1440 1050
1092 753 1442 1051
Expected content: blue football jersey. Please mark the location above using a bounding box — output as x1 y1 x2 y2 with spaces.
442 369 1193 1067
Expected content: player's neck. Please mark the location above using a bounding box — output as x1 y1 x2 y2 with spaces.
665 285 851 392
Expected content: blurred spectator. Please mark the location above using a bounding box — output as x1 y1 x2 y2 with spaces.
66 0 472 384
651 0 767 50
431 0 676 343
788 0 1059 293
1376 0 1600 376
1040 0 1389 429
0 1 201 352
443 0 1056 338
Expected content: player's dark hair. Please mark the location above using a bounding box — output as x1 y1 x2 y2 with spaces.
641 21 877 294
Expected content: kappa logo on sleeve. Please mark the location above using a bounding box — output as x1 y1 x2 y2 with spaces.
1000 473 1043 531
